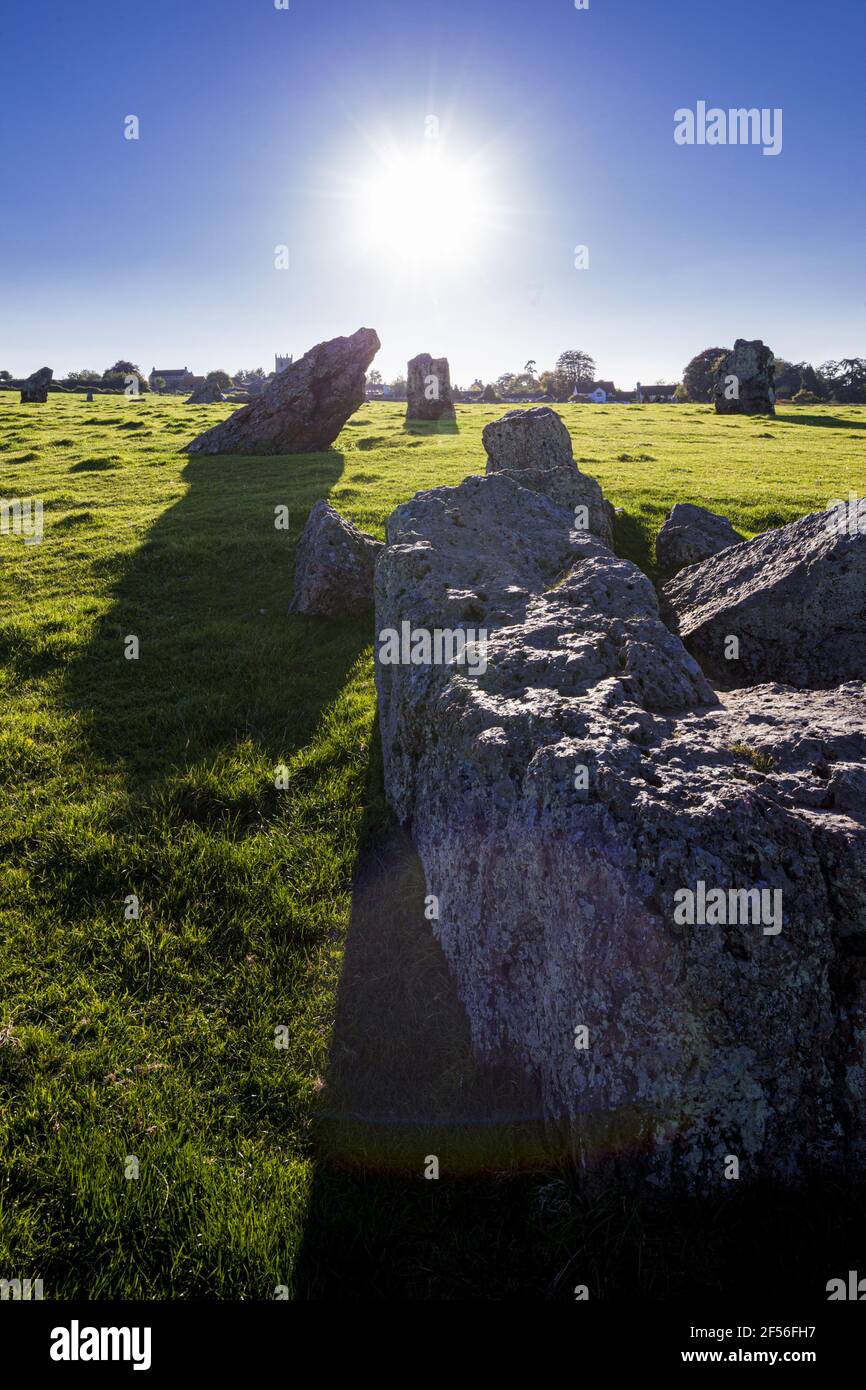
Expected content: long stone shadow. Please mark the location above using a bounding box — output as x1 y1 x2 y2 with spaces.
292 721 559 1298
775 411 866 429
403 418 460 436
61 449 367 786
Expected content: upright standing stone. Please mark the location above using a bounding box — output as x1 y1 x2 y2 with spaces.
20 367 53 403
406 353 455 422
713 339 776 416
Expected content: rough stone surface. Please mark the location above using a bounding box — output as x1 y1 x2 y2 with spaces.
290 499 383 617
187 328 380 455
187 381 224 404
374 471 866 1187
662 499 866 689
713 339 776 416
20 367 52 403
406 353 456 422
483 407 614 547
656 502 742 579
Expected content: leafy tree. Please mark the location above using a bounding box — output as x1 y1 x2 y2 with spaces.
205 370 232 391
772 359 801 399
104 360 143 377
555 350 596 389
539 369 569 400
100 360 147 393
681 347 729 402
367 369 383 385
524 359 537 378
830 357 866 402
512 372 538 397
496 372 518 396
798 362 829 399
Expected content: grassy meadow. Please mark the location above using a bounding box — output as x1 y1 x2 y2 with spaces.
2 392 866 1299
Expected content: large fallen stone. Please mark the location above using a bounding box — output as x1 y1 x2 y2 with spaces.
20 367 52 403
713 339 776 415
483 407 614 546
187 328 380 455
406 353 455 422
656 502 742 579
374 471 866 1188
661 500 866 688
290 499 383 617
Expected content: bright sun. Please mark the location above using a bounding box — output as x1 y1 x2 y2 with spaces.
358 148 487 267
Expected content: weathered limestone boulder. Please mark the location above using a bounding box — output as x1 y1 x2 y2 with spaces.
406 353 455 422
187 381 224 404
483 407 614 547
713 339 776 416
187 328 380 455
374 471 866 1187
656 502 742 579
20 367 52 403
290 499 383 617
662 499 866 688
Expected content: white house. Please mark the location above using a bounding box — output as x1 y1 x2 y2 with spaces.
571 380 613 404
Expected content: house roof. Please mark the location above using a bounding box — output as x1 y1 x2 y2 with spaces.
573 380 614 394
151 368 190 378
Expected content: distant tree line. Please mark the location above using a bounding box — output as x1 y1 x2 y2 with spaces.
62 361 150 393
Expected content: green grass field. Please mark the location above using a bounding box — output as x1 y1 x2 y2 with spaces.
2 393 866 1299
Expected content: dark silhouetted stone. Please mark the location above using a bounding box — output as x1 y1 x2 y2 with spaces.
713 339 776 416
187 328 380 455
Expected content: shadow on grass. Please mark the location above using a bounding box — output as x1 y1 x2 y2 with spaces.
776 411 866 430
612 507 657 580
293 721 556 1298
403 417 460 436
61 449 367 783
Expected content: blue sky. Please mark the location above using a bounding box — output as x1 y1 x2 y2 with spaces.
2 0 865 387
